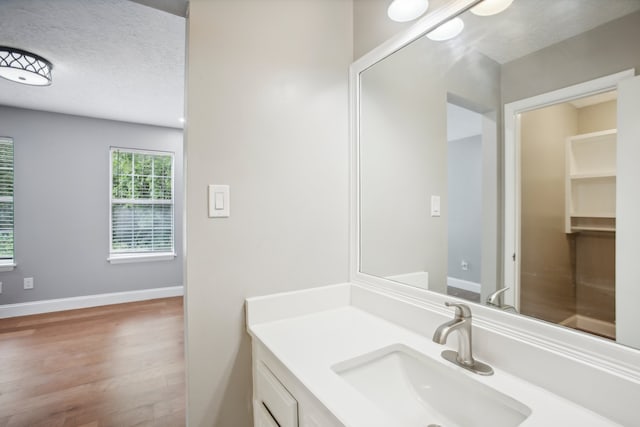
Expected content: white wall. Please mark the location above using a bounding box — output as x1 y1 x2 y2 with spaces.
352 0 449 59
0 106 183 305
185 1 352 425
359 40 448 288
358 33 500 295
617 75 640 348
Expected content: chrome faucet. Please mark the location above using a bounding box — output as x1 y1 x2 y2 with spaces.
486 288 518 313
432 302 494 375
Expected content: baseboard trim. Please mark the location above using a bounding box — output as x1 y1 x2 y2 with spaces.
0 286 184 319
447 276 481 293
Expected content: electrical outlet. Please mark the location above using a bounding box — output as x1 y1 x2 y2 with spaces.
461 260 469 271
24 277 34 290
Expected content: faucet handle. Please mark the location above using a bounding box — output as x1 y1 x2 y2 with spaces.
445 302 472 318
487 287 510 306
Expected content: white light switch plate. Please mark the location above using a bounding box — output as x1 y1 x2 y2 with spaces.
208 185 230 218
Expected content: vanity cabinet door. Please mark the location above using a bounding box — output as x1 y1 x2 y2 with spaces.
255 362 298 427
256 404 280 427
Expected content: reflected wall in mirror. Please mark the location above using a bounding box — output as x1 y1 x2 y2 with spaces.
358 0 640 349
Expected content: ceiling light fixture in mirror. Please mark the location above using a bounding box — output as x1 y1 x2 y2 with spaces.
470 0 514 16
388 0 430 22
426 17 465 41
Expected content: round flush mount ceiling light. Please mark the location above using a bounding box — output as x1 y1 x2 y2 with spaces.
470 0 514 16
427 17 465 41
0 47 53 86
388 0 429 22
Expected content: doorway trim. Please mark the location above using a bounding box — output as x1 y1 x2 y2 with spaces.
502 69 635 309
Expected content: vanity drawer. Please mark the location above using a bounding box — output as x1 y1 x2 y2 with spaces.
256 362 298 427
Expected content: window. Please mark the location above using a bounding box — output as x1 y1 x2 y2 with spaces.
0 137 14 269
109 148 175 262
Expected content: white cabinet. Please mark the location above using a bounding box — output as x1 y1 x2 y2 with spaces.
565 129 617 233
252 342 344 427
256 404 280 427
255 362 298 427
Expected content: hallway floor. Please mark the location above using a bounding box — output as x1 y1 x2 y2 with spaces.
0 297 185 427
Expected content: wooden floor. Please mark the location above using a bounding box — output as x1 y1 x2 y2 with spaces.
0 297 185 427
446 286 481 303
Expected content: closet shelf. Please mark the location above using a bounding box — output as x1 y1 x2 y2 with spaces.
570 213 615 219
568 128 617 142
571 226 616 233
565 128 617 234
570 172 616 179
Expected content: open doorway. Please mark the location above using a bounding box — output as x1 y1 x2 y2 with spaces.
519 90 617 339
503 70 636 341
0 0 187 424
446 102 483 303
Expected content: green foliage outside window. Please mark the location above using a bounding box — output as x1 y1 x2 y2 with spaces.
0 139 14 260
112 151 172 200
111 149 174 253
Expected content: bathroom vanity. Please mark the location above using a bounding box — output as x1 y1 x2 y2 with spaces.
248 0 640 425
247 283 634 426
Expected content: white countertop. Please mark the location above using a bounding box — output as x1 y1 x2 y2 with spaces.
249 305 621 427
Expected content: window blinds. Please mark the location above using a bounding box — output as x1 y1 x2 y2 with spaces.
110 149 174 254
0 138 14 261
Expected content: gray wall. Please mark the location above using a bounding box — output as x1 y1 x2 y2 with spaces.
185 0 352 425
502 11 640 103
0 106 183 305
447 135 482 284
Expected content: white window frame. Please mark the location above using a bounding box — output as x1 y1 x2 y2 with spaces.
108 147 176 264
0 137 15 271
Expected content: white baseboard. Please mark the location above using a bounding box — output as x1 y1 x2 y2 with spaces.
447 276 481 293
0 286 184 319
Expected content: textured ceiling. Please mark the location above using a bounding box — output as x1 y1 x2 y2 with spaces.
458 0 640 64
0 0 185 129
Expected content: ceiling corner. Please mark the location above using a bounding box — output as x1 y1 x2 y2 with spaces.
129 0 188 17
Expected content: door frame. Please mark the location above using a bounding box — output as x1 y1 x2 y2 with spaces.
502 69 634 310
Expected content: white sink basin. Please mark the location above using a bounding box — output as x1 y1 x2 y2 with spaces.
332 344 531 427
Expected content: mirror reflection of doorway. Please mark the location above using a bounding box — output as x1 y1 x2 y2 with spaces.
519 90 617 340
446 102 483 303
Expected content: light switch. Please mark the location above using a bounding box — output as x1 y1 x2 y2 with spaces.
214 192 224 210
431 195 441 217
208 185 230 218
